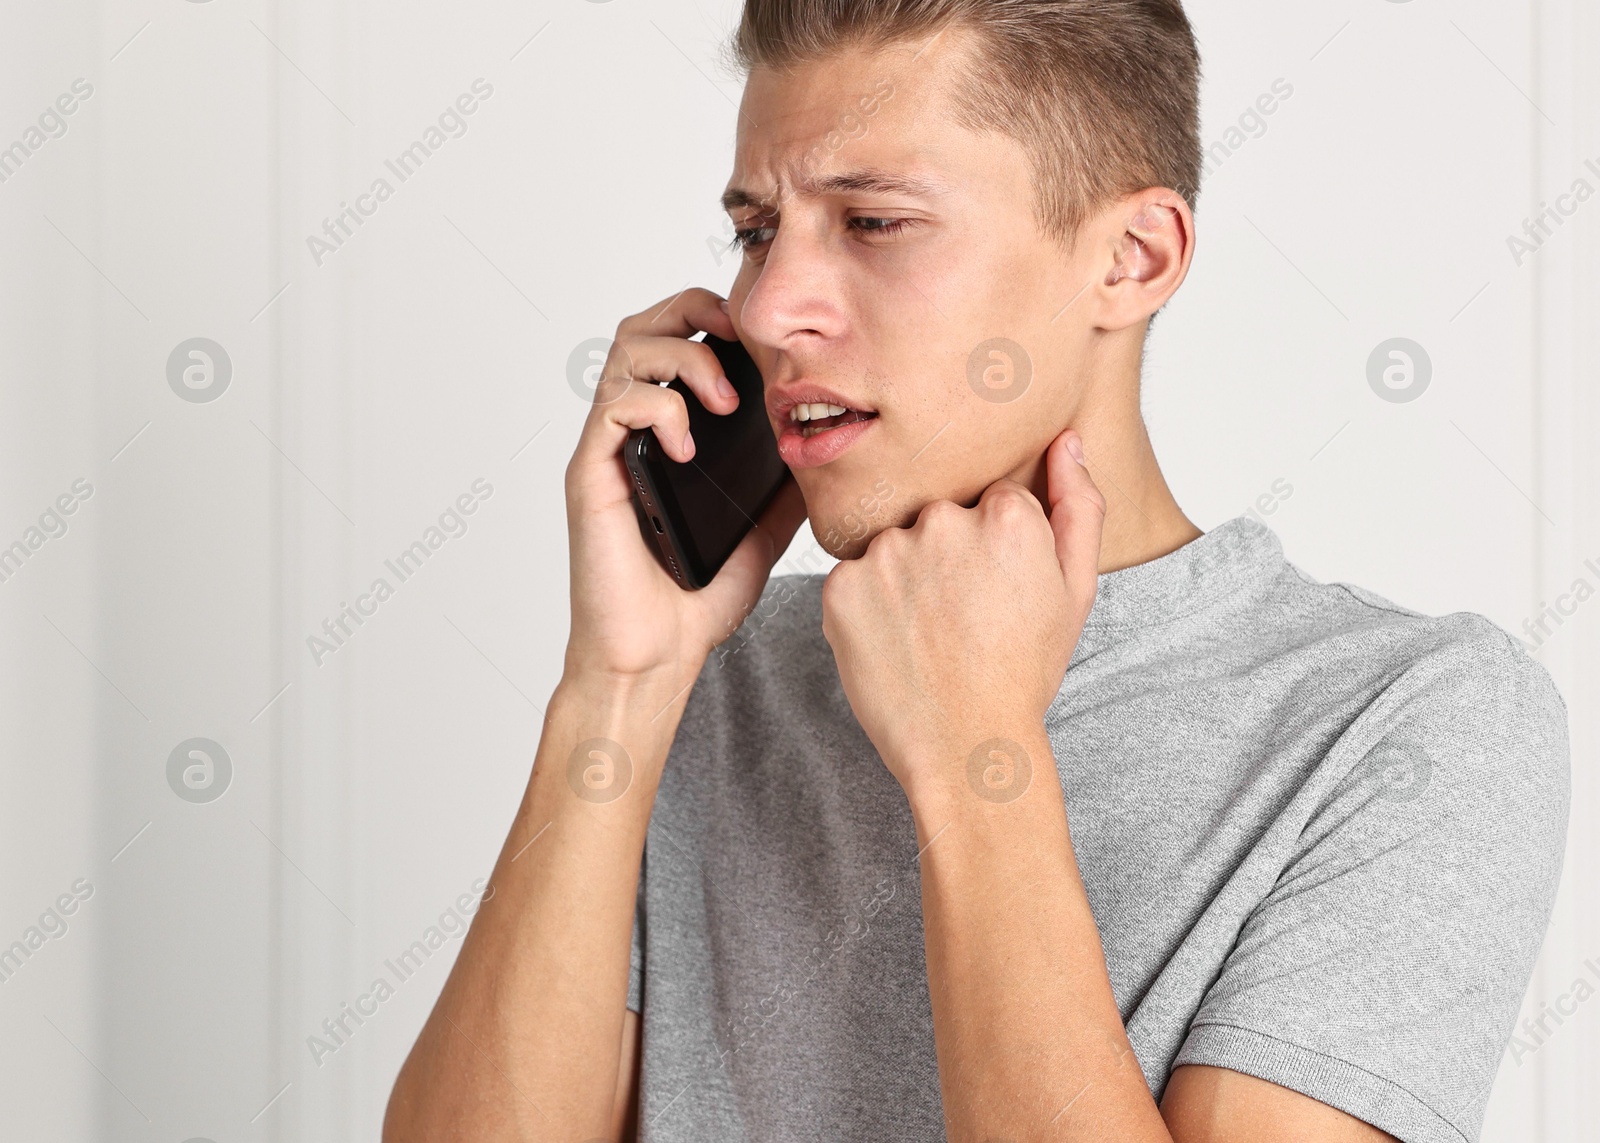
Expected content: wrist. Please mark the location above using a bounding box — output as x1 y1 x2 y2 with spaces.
896 719 1059 825
554 660 701 721
542 666 700 786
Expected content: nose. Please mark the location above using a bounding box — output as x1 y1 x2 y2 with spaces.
734 214 847 356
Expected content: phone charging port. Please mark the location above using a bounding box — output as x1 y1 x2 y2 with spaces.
651 516 665 535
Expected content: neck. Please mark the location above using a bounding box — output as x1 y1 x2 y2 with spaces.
1014 398 1202 576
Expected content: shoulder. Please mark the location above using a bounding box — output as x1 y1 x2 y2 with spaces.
1291 573 1570 871
1240 558 1571 843
1285 563 1568 748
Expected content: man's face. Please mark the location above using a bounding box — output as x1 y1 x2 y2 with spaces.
724 32 1109 559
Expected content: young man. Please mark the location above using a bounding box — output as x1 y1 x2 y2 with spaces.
385 2 1570 1140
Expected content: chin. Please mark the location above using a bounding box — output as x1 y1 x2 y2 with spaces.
803 482 922 562
813 523 874 562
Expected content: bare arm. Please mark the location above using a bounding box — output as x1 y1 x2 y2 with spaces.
382 675 681 1138
613 1009 641 1141
383 289 804 1141
908 743 1397 1142
823 434 1396 1142
1162 1065 1397 1142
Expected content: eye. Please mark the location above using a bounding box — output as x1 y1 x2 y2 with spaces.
726 215 919 255
849 217 915 239
729 225 777 252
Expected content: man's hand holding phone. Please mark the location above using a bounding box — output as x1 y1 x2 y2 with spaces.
564 287 806 703
382 289 803 1143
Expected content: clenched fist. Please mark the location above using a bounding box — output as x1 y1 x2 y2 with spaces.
820 429 1106 803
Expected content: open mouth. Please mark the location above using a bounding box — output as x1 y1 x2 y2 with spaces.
789 403 879 439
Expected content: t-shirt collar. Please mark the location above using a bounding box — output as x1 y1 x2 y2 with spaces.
1080 515 1285 631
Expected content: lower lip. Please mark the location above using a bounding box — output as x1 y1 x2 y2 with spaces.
776 415 879 469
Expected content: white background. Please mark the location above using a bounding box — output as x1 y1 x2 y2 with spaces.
0 1 1594 1140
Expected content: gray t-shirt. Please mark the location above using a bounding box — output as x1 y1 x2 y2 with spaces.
625 515 1569 1143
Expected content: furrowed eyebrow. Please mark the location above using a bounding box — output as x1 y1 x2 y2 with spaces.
721 168 948 213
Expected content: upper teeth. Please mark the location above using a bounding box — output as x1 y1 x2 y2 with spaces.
790 403 849 422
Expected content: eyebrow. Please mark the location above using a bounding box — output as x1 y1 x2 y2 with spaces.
721 168 948 212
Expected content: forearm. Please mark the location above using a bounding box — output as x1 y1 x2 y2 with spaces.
906 723 1171 1143
383 670 690 1142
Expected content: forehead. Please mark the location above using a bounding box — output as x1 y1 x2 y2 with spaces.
724 31 982 208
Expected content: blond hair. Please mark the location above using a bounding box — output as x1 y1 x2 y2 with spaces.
727 0 1203 250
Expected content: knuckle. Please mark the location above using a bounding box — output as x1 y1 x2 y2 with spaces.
592 376 633 406
986 485 1036 518
592 340 640 403
592 371 633 406
615 311 651 337
598 382 673 431
628 386 687 433
605 336 641 376
865 522 907 556
691 341 723 381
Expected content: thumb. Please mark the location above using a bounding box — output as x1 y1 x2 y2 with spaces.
1045 429 1107 612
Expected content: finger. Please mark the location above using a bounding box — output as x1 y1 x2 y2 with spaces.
619 286 738 345
600 332 741 418
698 475 809 614
976 477 1045 516
1045 429 1108 599
571 379 695 469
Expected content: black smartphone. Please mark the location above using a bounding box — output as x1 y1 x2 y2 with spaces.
625 332 789 590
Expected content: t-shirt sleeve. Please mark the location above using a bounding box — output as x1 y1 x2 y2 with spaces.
1173 625 1571 1143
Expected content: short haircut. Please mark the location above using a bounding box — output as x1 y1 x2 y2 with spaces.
727 0 1203 252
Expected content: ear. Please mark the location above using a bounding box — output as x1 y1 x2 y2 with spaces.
1094 191 1195 332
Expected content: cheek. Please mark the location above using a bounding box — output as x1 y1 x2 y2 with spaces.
914 406 1046 500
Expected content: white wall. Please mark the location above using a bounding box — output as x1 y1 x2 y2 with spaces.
0 1 1593 1140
